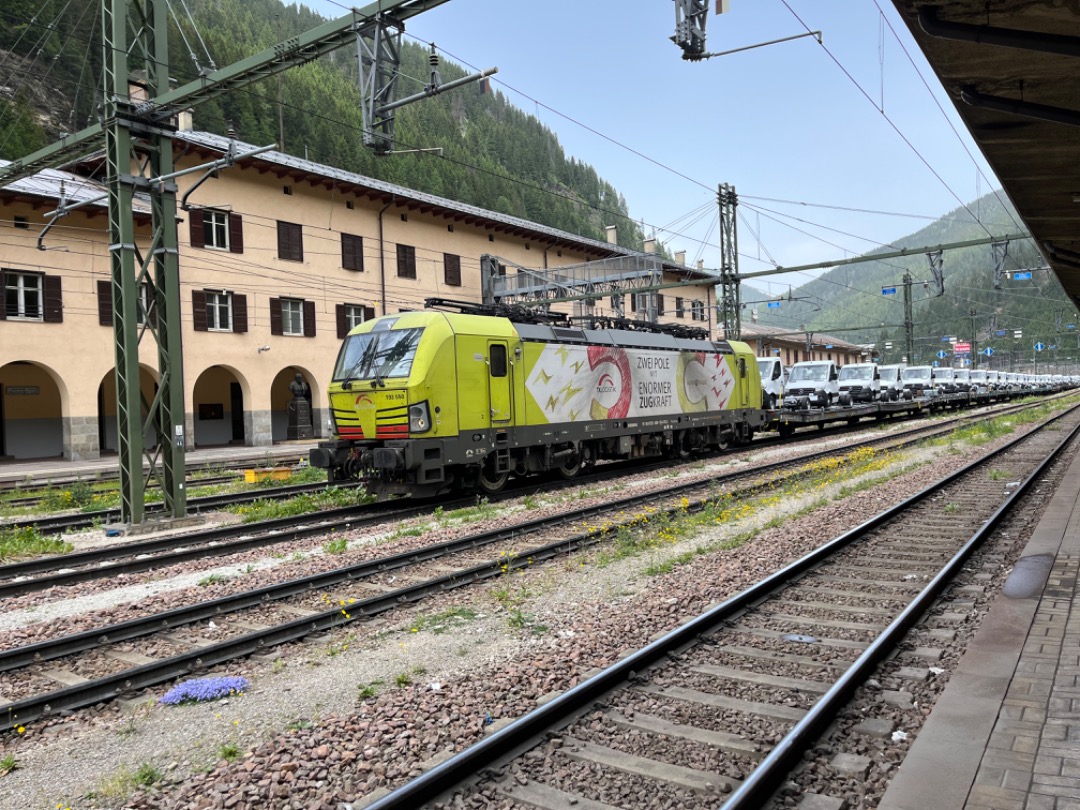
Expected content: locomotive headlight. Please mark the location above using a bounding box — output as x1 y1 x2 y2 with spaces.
409 401 431 433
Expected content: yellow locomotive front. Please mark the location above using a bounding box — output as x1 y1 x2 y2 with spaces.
310 310 521 497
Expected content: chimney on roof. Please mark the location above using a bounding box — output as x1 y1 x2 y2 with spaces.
177 109 194 131
675 250 686 266
605 225 617 244
697 259 704 270
643 238 656 254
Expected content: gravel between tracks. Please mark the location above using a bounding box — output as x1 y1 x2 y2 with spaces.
0 411 1072 810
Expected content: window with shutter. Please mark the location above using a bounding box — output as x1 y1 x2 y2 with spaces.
396 244 416 279
98 279 113 326
339 303 370 338
342 234 364 271
443 253 461 286
205 291 233 331
3 270 44 320
280 299 304 335
203 210 229 249
277 221 303 262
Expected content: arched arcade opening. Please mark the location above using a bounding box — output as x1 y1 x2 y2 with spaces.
0 361 64 460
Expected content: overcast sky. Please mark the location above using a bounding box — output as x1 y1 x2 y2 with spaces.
286 0 1013 296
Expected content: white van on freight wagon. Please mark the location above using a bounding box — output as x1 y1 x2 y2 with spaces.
756 357 787 410
784 360 839 408
901 366 935 399
878 364 905 401
837 363 881 404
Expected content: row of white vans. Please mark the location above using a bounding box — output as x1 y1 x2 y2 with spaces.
756 358 1079 409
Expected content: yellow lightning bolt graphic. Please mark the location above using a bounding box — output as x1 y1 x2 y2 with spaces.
537 369 552 384
554 345 571 364
546 395 560 411
560 382 583 402
568 408 579 421
572 359 585 374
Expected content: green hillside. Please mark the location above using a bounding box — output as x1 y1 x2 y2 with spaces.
0 0 644 250
747 194 1079 369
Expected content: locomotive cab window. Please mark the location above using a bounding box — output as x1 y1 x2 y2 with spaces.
333 327 424 383
489 344 507 377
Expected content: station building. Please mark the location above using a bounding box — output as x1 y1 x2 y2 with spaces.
0 126 719 461
740 323 864 367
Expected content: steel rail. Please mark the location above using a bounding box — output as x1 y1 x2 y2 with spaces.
0 403 1019 723
0 401 993 599
362 403 1080 809
3 479 363 536
720 410 1080 808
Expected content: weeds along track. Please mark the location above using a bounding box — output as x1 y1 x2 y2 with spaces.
355 403 1080 810
0 399 1073 733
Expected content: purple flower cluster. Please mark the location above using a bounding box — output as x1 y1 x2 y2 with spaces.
159 676 250 706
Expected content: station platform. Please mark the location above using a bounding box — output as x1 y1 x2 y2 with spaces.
0 442 317 489
880 440 1080 810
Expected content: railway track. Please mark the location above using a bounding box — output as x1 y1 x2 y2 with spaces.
352 404 1080 809
0 398 1074 737
0 453 309 494
0 478 364 536
0 395 1037 600
0 395 1045 537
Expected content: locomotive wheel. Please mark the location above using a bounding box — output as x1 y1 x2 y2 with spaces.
557 455 582 479
478 462 509 494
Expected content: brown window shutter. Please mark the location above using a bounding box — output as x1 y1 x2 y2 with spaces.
630 293 637 313
276 223 287 258
192 290 208 331
269 297 283 336
364 306 376 321
0 271 5 320
303 299 316 337
342 234 363 271
232 294 248 333
189 210 205 249
444 253 461 286
43 275 63 322
228 213 244 254
657 294 665 316
336 304 347 339
97 279 113 326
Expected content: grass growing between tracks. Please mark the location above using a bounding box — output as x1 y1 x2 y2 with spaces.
0 465 334 520
229 486 372 522
571 444 909 577
0 525 73 561
930 392 1080 448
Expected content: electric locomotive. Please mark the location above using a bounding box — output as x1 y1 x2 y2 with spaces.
310 300 765 498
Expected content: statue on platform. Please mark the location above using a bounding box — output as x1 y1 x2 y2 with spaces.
289 373 310 402
287 373 314 439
